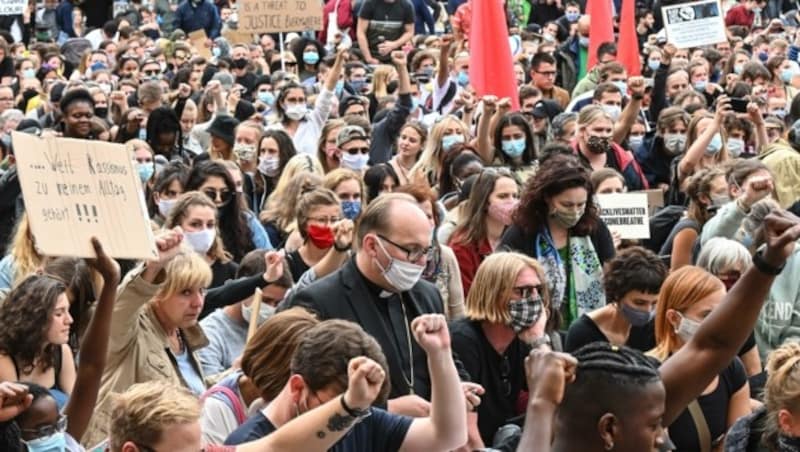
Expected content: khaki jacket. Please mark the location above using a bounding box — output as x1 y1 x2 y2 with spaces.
81 266 209 447
758 140 800 208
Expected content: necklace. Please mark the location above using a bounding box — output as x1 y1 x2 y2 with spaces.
399 299 415 395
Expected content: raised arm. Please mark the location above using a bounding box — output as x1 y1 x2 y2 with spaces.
65 238 121 441
399 315 468 452
613 76 645 144
474 96 498 164
678 95 730 181
748 102 769 154
660 210 800 425
236 356 386 452
437 35 453 90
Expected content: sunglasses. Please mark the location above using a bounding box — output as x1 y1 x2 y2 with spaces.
202 188 233 205
343 146 369 155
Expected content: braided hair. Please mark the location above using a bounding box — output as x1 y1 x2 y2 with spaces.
558 342 662 446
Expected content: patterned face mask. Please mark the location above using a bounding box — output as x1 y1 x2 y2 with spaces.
508 294 544 333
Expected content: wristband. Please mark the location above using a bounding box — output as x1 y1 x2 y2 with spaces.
340 394 370 418
632 93 644 101
334 242 351 252
753 249 784 275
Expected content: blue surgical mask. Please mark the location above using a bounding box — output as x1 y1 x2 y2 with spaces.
89 61 107 72
441 134 465 152
727 137 745 157
566 11 580 22
501 138 526 158
456 70 470 87
734 64 744 75
613 81 628 95
258 90 275 105
782 67 797 84
335 80 344 96
647 59 660 71
706 133 723 155
350 78 366 92
341 200 362 220
24 431 66 452
137 162 154 182
212 47 221 58
23 68 36 79
628 134 644 150
770 108 787 119
758 51 768 62
579 36 589 48
138 128 147 141
693 80 707 92
411 96 420 112
303 51 320 65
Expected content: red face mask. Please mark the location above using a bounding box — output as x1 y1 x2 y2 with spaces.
307 224 334 249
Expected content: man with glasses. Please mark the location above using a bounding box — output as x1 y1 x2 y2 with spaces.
530 52 570 109
286 194 465 418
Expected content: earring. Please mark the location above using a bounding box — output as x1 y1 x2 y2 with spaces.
605 441 614 450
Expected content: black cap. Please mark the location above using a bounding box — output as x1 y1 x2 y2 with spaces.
16 118 42 135
234 100 256 122
532 99 563 121
206 115 240 146
339 95 367 117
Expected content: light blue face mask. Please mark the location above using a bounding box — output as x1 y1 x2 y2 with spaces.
441 134 465 152
694 80 707 92
613 80 628 94
137 162 154 182
303 51 320 65
138 128 147 141
579 36 589 48
335 80 344 96
456 70 469 87
341 200 361 220
566 11 580 22
647 59 660 71
23 68 36 79
212 47 221 58
628 134 644 150
782 67 797 84
734 64 744 75
258 90 275 105
24 431 66 452
706 133 723 155
501 138 526 158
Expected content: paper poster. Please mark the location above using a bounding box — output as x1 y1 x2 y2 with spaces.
13 132 158 260
662 0 727 49
0 0 25 15
596 193 651 240
239 0 323 34
188 29 212 59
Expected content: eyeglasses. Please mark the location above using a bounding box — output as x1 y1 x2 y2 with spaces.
0 97 12 102
143 69 160 76
535 70 557 77
343 146 369 155
377 234 432 262
308 216 341 225
22 415 67 438
202 188 233 204
512 285 542 299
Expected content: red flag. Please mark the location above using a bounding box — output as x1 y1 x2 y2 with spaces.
587 0 614 69
469 0 519 110
617 0 641 75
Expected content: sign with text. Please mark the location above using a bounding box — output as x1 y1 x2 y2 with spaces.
188 29 212 59
239 0 323 34
596 193 650 240
0 0 26 15
662 0 726 49
13 132 158 260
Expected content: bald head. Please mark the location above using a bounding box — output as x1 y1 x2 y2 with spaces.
578 15 591 35
356 193 430 246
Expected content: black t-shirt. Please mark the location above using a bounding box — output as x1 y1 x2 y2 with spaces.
210 259 239 289
668 357 747 450
450 318 530 445
358 0 414 62
224 408 413 451
0 57 13 79
286 249 311 283
236 72 258 99
564 314 656 353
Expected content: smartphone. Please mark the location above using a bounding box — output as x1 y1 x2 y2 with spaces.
729 97 749 113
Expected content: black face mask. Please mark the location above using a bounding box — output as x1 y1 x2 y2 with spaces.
233 58 248 70
386 80 398 94
778 434 800 452
586 135 611 154
95 107 108 118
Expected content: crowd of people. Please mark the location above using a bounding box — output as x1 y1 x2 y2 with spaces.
4 0 800 451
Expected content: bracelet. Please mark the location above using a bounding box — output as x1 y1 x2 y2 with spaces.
753 249 784 275
334 242 351 252
340 394 370 418
632 93 644 101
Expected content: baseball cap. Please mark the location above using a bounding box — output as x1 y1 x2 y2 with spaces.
336 125 369 148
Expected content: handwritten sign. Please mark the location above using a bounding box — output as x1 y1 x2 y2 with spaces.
188 29 212 59
13 132 157 260
662 0 726 49
0 0 25 15
596 193 650 240
239 0 323 34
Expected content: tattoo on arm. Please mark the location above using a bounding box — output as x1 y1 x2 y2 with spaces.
326 412 356 432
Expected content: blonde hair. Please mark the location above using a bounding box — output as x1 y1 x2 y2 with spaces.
409 115 468 186
296 188 341 239
577 104 613 129
466 252 550 324
763 341 800 449
108 381 201 452
317 119 346 173
651 266 724 361
152 249 213 303
260 171 323 233
323 168 364 199
10 214 44 286
268 154 324 205
125 138 153 155
686 113 729 167
164 191 231 263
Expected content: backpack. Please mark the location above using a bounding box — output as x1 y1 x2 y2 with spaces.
200 385 247 424
426 81 458 114
643 205 686 253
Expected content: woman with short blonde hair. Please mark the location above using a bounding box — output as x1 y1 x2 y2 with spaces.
0 214 44 290
450 252 553 448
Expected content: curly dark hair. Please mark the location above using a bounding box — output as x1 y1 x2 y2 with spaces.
0 275 67 375
603 247 667 303
513 153 599 236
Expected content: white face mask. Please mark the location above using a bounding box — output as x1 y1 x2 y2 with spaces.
727 137 745 157
675 312 701 342
341 152 369 171
158 198 177 218
184 228 216 254
242 300 276 326
601 104 622 122
284 103 307 120
258 155 280 176
373 236 425 292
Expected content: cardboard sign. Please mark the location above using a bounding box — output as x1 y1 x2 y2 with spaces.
13 132 158 260
246 287 263 342
0 0 25 15
188 29 212 59
640 188 665 213
662 0 727 49
596 193 651 240
223 28 255 45
239 0 323 34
